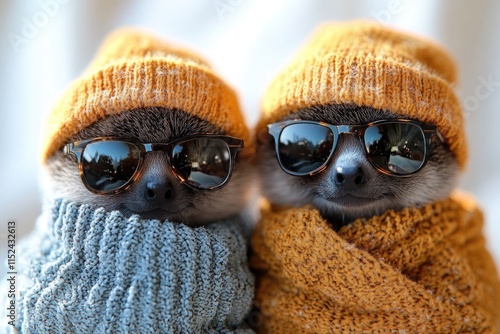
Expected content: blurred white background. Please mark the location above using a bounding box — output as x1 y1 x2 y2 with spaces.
0 0 499 276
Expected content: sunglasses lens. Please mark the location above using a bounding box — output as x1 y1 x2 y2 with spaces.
364 122 426 175
82 141 141 192
171 138 232 190
278 123 334 175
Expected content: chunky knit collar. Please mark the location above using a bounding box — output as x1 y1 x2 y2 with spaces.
14 200 254 334
251 193 500 333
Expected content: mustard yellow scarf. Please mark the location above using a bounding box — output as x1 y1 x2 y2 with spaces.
250 192 500 333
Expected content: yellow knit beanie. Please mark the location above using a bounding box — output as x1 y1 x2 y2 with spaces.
41 28 253 162
258 21 467 168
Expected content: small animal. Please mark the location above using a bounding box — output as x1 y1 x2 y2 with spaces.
257 104 459 228
8 29 257 334
42 107 253 226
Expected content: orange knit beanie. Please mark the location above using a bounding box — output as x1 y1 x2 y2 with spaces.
41 29 253 162
258 21 467 168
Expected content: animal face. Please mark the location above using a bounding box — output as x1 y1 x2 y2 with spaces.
257 104 459 227
43 108 254 226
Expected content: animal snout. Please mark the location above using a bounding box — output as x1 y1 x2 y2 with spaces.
334 165 366 190
145 180 174 203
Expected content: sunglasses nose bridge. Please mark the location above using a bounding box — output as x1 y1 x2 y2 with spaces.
144 143 174 161
139 144 173 175
147 143 173 151
142 143 155 153
336 125 351 134
335 126 364 142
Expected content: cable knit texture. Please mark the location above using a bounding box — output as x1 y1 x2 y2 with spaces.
250 192 500 333
3 200 254 334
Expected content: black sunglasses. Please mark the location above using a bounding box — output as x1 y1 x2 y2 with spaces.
268 119 443 177
64 135 244 194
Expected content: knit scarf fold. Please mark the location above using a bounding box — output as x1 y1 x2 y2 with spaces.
9 200 254 334
250 192 500 333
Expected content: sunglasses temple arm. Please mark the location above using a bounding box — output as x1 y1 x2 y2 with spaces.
227 140 244 150
431 130 445 145
63 143 82 163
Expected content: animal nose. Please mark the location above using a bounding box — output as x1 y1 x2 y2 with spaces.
334 166 366 190
144 180 174 202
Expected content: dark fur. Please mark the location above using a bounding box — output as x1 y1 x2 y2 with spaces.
42 108 254 226
257 104 458 229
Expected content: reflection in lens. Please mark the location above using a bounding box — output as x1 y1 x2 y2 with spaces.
278 123 334 175
82 141 140 192
171 138 231 190
364 123 425 174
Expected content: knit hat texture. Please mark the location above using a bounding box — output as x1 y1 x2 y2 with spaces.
258 21 467 168
41 28 253 162
2 200 255 333
250 193 500 333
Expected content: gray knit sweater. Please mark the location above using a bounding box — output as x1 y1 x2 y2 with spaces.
1 200 255 334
